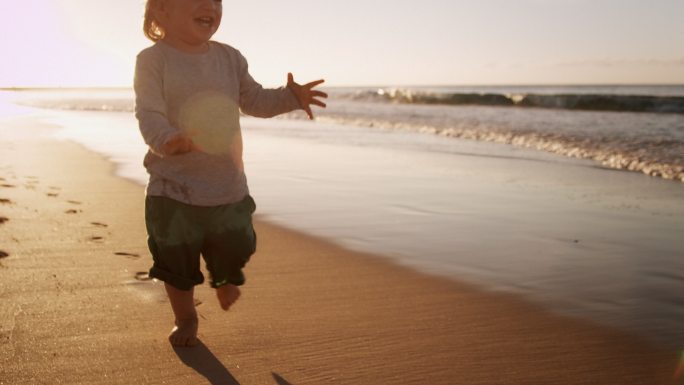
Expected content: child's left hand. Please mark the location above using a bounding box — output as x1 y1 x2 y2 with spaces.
287 73 328 120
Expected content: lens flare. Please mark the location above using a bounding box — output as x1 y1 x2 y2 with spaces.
178 91 241 156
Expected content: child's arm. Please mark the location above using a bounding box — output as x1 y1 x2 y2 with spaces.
236 51 326 119
134 50 197 156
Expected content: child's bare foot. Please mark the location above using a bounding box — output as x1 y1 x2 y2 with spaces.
216 284 241 311
169 317 199 347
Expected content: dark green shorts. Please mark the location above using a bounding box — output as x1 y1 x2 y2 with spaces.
145 195 257 291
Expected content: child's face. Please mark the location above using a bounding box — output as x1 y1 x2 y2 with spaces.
157 0 222 50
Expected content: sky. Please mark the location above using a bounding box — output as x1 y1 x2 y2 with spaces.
0 0 682 88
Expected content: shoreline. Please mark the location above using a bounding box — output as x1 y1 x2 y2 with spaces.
0 115 680 383
4 86 684 184
17 108 684 349
11 106 684 349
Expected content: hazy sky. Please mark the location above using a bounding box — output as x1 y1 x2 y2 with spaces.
1 0 682 87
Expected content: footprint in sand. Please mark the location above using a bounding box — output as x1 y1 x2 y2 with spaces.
114 252 140 259
88 236 104 242
0 198 12 205
67 200 82 205
126 273 168 303
24 178 39 186
46 193 59 197
65 209 82 214
134 272 152 281
91 222 108 228
1 184 16 188
0 251 7 266
0 217 8 224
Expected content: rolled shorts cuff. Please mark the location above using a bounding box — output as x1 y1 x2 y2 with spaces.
149 266 203 291
210 273 246 289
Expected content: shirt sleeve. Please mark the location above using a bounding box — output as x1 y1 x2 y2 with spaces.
236 51 302 118
134 49 182 156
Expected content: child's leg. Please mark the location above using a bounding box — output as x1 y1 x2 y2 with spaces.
165 283 199 347
145 196 206 346
202 195 257 311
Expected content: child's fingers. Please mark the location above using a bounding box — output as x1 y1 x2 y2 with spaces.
304 105 314 120
304 79 325 88
311 90 328 98
311 99 326 108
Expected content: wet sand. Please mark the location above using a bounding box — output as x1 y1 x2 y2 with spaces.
0 114 679 384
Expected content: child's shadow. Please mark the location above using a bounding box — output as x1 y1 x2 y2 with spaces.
173 341 296 385
173 340 241 385
272 373 295 385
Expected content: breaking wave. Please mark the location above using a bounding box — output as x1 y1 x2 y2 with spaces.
342 88 684 114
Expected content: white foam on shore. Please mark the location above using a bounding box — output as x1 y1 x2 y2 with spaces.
9 87 684 183
29 107 684 349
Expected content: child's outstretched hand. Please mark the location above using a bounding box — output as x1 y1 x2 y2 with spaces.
287 73 328 120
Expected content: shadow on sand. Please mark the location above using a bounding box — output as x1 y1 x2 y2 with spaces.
173 341 297 385
272 372 295 385
173 340 241 385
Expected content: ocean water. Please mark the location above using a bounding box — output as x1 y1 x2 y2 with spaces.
9 85 684 182
1 87 684 349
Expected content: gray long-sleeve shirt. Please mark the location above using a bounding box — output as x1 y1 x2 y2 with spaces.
134 40 300 206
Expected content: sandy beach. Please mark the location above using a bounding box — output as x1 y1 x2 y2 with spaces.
0 114 680 384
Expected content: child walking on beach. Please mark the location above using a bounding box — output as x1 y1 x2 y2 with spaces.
134 0 326 347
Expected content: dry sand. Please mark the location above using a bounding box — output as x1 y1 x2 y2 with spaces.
0 114 680 384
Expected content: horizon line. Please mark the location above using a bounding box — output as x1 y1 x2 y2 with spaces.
3 82 684 91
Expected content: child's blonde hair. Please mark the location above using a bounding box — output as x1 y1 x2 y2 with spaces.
143 0 165 41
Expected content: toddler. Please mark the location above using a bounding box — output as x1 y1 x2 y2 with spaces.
134 0 326 347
